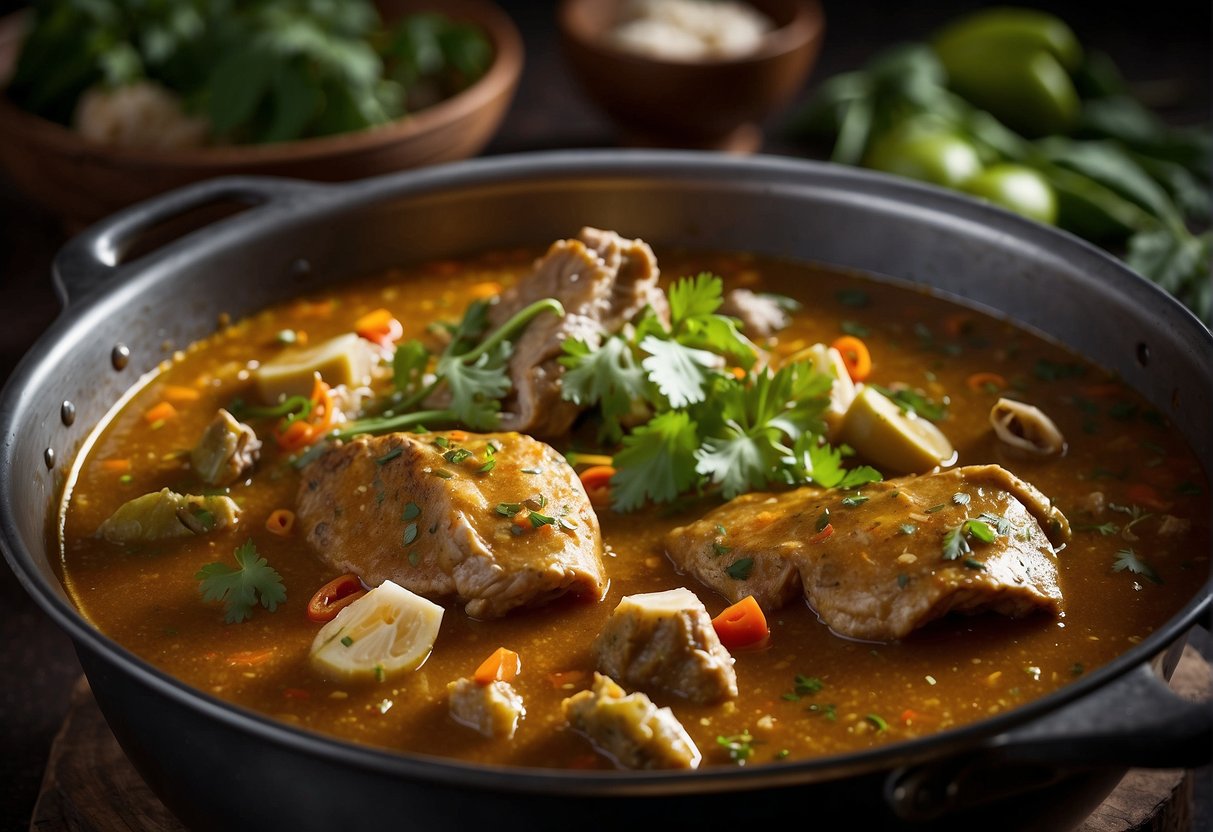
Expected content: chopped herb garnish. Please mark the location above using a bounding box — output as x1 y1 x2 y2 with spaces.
443 448 474 464
407 549 420 566
815 509 831 532
1113 547 1162 583
716 731 755 765
402 502 421 521
962 557 986 570
808 703 837 721
528 511 557 528
841 494 869 507
195 540 286 624
952 492 971 507
725 558 754 580
403 522 419 546
873 384 948 422
375 447 403 466
340 635 354 647
942 518 998 561
434 436 450 448
794 675 824 696
119 474 133 485
836 288 870 308
1071 663 1085 676
374 664 386 683
840 320 871 337
431 468 454 479
478 459 496 473
712 542 733 557
897 573 909 588
496 502 522 518
521 467 542 474
1074 522 1118 536
865 714 888 732
925 503 947 514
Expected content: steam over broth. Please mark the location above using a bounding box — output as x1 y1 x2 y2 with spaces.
60 245 1208 769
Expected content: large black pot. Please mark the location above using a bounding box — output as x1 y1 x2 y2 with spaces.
2 151 1210 831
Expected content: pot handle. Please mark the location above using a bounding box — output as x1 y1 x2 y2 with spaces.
52 176 329 305
884 653 1211 822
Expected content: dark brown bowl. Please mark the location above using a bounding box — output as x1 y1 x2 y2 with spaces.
558 0 824 151
0 0 524 230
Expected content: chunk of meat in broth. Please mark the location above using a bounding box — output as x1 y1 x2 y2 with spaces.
484 227 668 437
296 431 605 619
595 588 737 705
562 673 702 770
447 677 526 739
666 465 1069 641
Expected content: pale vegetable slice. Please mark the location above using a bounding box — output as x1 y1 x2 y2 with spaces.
783 343 855 439
310 580 444 681
990 397 1066 456
840 385 955 474
255 333 376 402
96 488 240 544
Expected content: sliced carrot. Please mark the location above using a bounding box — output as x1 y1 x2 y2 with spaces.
354 307 404 346
474 647 521 685
143 401 178 424
711 595 769 650
966 372 1007 393
163 385 201 404
1126 483 1170 512
830 335 872 382
100 458 132 473
578 465 616 508
901 708 934 725
274 419 314 453
266 509 295 536
809 523 835 544
468 281 503 300
273 375 333 452
730 366 747 380
447 430 469 443
226 648 275 667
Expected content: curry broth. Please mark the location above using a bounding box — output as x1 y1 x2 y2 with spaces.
59 248 1209 769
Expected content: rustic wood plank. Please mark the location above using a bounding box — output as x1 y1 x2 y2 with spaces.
31 647 1211 831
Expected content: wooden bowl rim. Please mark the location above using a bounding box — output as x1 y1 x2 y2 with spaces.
0 0 524 169
558 0 824 68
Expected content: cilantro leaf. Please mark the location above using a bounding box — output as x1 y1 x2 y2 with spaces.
1113 547 1162 583
435 342 510 429
668 272 724 322
610 411 701 511
639 336 719 408
195 540 286 623
797 439 882 490
559 336 650 441
392 339 430 395
696 422 781 499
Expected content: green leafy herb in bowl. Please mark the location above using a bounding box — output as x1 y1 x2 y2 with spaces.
788 7 1211 326
7 0 493 148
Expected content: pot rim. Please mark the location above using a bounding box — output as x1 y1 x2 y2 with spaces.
2 148 1210 795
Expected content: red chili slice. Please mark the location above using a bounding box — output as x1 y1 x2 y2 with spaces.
306 574 367 623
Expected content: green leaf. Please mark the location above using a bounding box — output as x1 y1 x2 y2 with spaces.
1113 547 1162 584
195 540 285 624
1125 228 1211 325
435 343 511 430
696 423 780 499
393 340 431 395
610 411 701 511
725 558 755 580
559 337 650 441
639 336 719 408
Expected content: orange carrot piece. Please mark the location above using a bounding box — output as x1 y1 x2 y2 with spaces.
474 647 521 685
266 509 296 536
144 401 178 424
468 281 503 300
711 595 769 650
447 430 469 443
1126 483 1170 512
966 372 1007 392
578 465 616 507
354 308 404 346
100 459 132 473
163 385 201 404
809 523 835 544
830 335 872 382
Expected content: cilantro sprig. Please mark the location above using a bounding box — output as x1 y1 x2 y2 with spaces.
561 273 882 511
334 298 565 439
195 540 286 623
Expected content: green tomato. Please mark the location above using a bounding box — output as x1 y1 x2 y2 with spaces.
865 127 983 189
933 8 1082 137
962 164 1058 224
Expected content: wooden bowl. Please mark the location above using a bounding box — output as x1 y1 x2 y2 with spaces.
0 0 524 230
558 0 824 152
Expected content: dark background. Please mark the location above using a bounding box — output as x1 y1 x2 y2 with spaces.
1 1 1209 829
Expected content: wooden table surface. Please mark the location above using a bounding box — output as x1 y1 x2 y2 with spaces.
1 2 1209 830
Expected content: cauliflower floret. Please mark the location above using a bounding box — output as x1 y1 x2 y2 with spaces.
73 81 210 149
